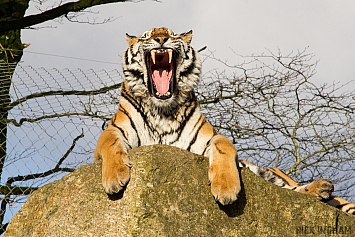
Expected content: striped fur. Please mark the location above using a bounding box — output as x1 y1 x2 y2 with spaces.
95 27 240 205
239 160 355 215
95 27 355 212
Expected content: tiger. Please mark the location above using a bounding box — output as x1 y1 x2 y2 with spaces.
94 27 355 214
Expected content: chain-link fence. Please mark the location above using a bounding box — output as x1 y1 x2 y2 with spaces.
1 63 123 233
1 50 355 234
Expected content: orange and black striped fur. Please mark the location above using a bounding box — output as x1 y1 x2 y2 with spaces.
94 27 355 213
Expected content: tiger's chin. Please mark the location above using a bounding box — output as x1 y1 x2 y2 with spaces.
146 96 181 116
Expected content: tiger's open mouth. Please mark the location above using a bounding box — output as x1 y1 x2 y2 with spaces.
147 48 175 100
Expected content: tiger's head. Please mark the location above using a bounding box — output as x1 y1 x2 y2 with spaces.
122 27 202 111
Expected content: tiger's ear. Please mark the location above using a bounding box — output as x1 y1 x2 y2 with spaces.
126 33 137 45
180 30 193 44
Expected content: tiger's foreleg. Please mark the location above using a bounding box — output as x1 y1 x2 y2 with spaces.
94 127 132 194
208 135 241 205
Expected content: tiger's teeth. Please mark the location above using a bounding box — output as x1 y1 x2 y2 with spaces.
155 91 170 97
151 50 156 64
167 49 172 63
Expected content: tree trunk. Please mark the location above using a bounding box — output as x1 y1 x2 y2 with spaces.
0 0 29 232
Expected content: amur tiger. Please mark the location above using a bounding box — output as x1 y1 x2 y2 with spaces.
94 27 355 214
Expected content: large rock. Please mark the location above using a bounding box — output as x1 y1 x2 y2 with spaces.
5 145 355 237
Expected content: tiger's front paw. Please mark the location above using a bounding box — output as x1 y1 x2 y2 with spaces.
102 162 131 194
209 165 241 205
305 178 334 200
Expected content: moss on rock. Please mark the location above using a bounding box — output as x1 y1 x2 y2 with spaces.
5 145 355 237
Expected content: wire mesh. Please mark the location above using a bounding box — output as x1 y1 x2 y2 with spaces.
1 63 122 232
0 54 354 234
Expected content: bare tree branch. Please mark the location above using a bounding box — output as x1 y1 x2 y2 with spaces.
0 0 129 32
7 82 122 110
198 49 355 196
6 131 84 185
0 185 37 196
6 112 109 127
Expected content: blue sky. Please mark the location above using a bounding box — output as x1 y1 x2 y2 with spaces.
21 0 355 86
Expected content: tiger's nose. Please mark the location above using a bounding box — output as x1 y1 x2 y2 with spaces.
154 36 168 44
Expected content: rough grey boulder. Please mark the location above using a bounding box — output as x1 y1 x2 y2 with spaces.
5 145 355 237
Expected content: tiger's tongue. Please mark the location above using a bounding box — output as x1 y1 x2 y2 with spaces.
152 69 171 94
